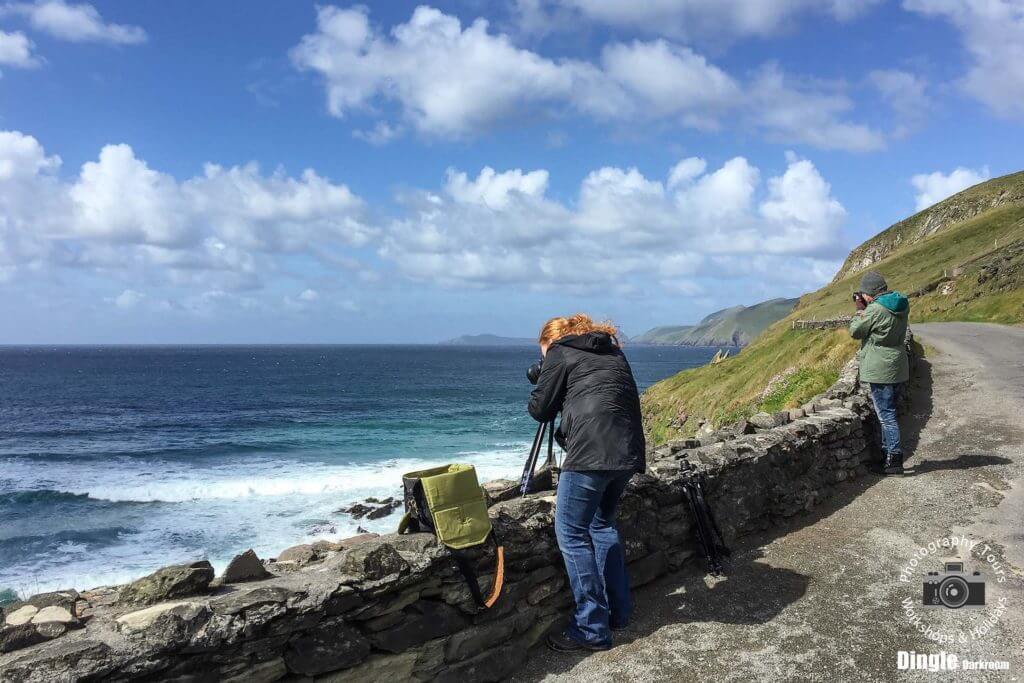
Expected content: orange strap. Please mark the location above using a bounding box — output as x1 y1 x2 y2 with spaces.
484 545 505 608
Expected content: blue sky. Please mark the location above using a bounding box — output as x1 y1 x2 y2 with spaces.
1 0 1021 343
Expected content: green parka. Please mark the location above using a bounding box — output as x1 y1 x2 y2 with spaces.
849 291 910 385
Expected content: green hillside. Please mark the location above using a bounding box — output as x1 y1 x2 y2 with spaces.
643 171 1024 444
634 297 798 347
633 325 695 344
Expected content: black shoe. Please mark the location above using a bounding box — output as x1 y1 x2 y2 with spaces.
869 449 888 474
883 452 904 476
546 629 611 652
610 621 629 632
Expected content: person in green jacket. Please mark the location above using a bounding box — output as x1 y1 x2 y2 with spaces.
849 270 909 475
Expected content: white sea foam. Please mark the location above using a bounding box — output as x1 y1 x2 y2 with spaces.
4 444 531 504
0 443 534 595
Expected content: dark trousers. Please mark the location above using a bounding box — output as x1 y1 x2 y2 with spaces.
554 469 633 646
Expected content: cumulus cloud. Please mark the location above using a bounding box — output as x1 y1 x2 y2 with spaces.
2 129 852 321
911 166 990 211
0 130 374 293
0 29 39 67
292 5 884 150
3 0 146 44
380 154 847 293
521 0 882 42
291 5 582 137
904 0 1024 119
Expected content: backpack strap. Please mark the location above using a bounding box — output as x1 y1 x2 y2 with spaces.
450 533 505 608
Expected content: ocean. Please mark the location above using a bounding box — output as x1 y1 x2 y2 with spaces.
0 344 721 597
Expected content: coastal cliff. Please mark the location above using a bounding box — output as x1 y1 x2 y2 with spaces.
634 297 798 347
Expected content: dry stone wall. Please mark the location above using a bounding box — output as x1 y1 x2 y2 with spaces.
0 360 884 683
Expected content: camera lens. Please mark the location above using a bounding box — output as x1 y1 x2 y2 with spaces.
526 360 543 385
938 576 970 608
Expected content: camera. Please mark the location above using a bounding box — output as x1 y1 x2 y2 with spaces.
922 562 985 608
526 359 543 385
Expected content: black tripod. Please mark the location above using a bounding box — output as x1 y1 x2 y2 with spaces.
519 420 558 497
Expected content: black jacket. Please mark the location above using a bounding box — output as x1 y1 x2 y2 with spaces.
528 332 645 473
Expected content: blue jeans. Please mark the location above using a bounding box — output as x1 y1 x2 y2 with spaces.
554 469 633 647
869 383 902 456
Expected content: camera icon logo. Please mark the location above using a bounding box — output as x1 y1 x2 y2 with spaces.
922 561 986 609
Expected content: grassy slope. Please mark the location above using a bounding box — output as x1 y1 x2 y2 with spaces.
643 190 1024 445
634 325 695 344
833 170 1024 282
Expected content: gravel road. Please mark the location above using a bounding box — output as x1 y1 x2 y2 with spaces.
514 322 1024 682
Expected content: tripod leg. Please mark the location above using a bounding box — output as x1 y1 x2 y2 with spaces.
520 421 547 496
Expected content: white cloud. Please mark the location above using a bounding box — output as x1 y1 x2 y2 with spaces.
70 144 191 245
0 131 64 270
352 121 403 145
0 29 39 67
0 130 374 292
868 69 929 137
298 288 319 301
525 0 882 42
445 166 549 209
4 0 146 44
380 155 847 293
110 288 144 309
598 40 740 128
904 0 1024 119
748 65 886 151
911 166 990 211
0 129 60 178
291 5 883 150
291 5 581 137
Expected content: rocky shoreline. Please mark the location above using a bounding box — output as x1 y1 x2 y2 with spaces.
0 357 892 682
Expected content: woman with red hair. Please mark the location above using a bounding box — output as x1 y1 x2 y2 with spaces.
528 313 645 652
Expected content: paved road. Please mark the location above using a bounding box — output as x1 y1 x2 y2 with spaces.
514 322 1024 682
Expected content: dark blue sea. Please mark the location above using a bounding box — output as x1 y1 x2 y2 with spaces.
0 344 719 596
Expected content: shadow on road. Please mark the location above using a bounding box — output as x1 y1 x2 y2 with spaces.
512 548 810 681
905 452 1013 476
901 353 933 462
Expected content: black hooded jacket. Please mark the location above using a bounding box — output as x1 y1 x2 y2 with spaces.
528 332 646 473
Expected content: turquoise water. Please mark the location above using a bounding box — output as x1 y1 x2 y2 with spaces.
0 344 721 595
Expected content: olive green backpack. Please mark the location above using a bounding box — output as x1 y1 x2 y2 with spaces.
397 464 505 608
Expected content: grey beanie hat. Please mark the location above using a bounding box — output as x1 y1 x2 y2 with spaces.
859 270 888 296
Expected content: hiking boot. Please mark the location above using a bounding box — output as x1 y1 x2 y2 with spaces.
546 629 611 652
883 451 904 476
869 449 888 474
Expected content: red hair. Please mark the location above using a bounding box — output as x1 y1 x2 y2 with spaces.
538 313 619 346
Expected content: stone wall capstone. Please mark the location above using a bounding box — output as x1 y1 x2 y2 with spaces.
0 359 884 683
